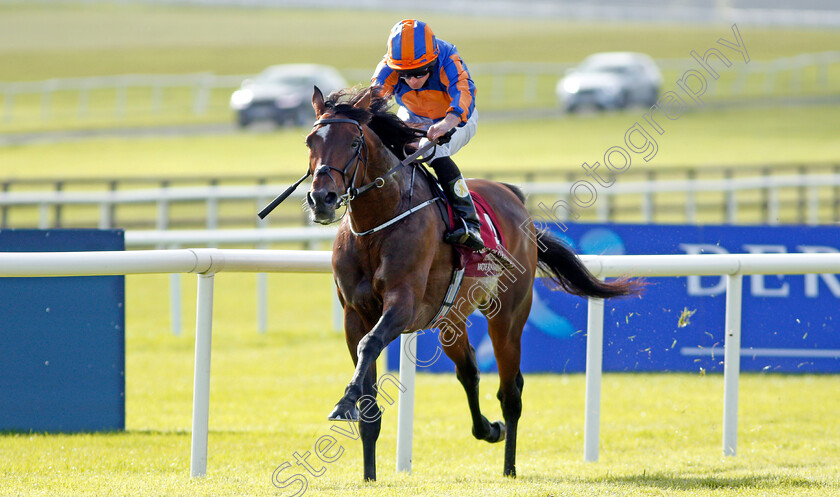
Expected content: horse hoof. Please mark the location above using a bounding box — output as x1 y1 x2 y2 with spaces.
475 420 506 443
328 402 359 422
491 420 506 443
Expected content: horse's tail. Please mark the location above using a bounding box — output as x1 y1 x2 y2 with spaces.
498 180 641 297
535 229 643 298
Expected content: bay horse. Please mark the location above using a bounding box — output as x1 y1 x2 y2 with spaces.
304 86 641 480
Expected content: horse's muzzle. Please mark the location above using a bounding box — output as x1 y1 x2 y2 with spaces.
307 189 339 224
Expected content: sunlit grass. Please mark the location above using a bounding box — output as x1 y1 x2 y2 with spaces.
3 4 839 81
3 105 839 178
1 4 840 133
1 279 838 497
1 5 838 496
1 271 836 495
3 102 839 227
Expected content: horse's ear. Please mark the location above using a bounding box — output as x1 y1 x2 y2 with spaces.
312 86 326 116
353 87 372 111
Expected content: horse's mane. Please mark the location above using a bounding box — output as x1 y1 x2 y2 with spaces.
324 86 424 160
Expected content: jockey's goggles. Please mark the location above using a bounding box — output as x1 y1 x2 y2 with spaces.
399 66 433 79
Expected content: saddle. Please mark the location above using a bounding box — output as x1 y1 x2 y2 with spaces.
415 165 509 278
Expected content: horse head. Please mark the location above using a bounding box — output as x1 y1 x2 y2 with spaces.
305 86 372 225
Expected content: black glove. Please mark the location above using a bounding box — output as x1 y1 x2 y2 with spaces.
437 128 456 145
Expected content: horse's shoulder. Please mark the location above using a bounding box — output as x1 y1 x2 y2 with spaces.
332 226 361 263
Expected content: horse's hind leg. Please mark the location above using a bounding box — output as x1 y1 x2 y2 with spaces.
487 299 529 478
440 321 505 444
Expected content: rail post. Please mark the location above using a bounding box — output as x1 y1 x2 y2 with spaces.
583 293 605 462
190 271 216 478
396 333 417 473
722 273 743 456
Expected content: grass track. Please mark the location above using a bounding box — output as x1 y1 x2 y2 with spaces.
1 272 838 495
0 274 840 497
2 102 839 225
3 104 839 180
1 277 838 496
2 4 840 81
2 4 840 133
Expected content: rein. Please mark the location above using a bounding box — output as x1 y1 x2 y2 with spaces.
257 115 444 221
311 118 441 207
310 116 445 236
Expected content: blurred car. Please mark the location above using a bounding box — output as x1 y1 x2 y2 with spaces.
229 64 347 128
556 52 662 112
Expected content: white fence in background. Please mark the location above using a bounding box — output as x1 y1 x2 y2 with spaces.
524 173 840 225
0 183 288 231
2 51 838 123
125 228 340 334
1 249 838 477
3 170 837 336
2 173 839 230
0 73 246 123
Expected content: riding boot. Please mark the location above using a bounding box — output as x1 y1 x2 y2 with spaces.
430 157 485 251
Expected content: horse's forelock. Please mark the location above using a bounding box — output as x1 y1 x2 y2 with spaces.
323 88 374 125
323 86 421 160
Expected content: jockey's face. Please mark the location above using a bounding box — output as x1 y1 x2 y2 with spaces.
403 72 429 90
400 67 431 90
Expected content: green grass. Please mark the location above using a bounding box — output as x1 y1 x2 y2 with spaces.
1 4 840 132
2 4 839 80
1 272 838 496
3 104 839 179
3 103 839 227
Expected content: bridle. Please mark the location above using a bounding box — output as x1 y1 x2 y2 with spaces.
310 117 370 207
258 114 435 221
310 115 447 236
311 116 443 207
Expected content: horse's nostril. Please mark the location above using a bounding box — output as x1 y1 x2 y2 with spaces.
324 192 338 206
306 192 316 208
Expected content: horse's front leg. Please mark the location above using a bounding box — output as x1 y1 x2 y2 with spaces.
339 307 383 481
328 302 412 421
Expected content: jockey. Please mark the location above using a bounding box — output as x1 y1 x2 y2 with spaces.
371 19 484 252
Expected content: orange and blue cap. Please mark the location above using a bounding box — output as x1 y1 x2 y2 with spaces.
385 19 439 71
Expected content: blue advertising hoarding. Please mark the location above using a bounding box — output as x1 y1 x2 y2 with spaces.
387 224 840 374
0 230 125 432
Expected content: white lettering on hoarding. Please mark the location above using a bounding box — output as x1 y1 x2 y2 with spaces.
679 243 840 298
797 245 840 298
743 245 790 297
678 243 727 296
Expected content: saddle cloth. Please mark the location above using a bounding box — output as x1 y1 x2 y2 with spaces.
445 191 507 278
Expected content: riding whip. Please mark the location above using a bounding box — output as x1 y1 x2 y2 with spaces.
257 171 311 219
257 127 454 219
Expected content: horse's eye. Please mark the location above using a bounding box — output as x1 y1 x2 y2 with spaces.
351 138 361 148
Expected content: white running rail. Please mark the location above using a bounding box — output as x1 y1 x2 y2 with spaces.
1 250 838 476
